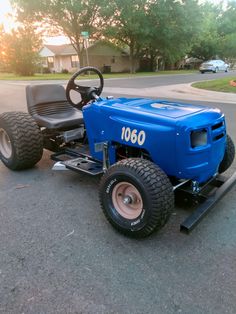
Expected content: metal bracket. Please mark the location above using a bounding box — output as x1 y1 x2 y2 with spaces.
102 142 110 172
173 179 190 191
180 171 236 233
191 180 200 194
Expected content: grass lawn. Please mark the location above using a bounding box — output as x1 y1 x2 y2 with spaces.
0 69 197 81
192 77 236 93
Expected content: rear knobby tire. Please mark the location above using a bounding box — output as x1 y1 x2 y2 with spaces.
219 135 235 173
99 158 174 238
0 112 43 170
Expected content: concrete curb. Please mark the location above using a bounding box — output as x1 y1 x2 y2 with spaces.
104 82 236 104
2 77 236 104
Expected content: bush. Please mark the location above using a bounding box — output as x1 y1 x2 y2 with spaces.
61 68 69 74
42 67 51 74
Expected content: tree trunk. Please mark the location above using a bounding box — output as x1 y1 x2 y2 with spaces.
129 42 136 74
74 42 84 68
79 50 84 68
150 53 156 72
159 58 165 70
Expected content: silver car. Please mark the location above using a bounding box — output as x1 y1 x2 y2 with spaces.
199 59 229 74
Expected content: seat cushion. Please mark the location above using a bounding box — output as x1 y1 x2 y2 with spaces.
34 107 84 129
26 84 84 129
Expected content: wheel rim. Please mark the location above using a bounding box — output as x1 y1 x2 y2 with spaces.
112 182 143 219
0 128 12 158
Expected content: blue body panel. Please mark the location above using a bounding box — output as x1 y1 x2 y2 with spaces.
82 98 226 183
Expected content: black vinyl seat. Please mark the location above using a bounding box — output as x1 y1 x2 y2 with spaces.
26 84 84 129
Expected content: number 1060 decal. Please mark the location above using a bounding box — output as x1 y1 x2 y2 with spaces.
121 127 146 146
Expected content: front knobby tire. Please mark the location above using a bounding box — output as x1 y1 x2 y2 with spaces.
99 158 174 238
0 112 43 170
219 135 235 173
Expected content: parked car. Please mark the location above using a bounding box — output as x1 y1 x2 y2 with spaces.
199 59 229 74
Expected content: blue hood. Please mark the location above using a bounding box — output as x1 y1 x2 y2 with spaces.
105 98 206 119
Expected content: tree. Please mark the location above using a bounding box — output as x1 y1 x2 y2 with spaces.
190 2 221 61
2 24 41 75
148 0 201 69
11 0 107 67
218 0 236 37
190 1 236 63
218 1 236 62
103 0 150 73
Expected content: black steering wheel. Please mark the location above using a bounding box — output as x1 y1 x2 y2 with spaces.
66 66 104 109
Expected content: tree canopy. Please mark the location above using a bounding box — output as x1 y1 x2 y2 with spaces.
7 0 236 73
147 0 201 69
103 0 150 72
12 0 107 67
0 24 41 75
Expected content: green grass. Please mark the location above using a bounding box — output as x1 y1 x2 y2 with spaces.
192 77 236 93
0 72 72 81
0 70 197 81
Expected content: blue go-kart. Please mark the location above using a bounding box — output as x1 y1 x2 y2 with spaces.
0 67 235 237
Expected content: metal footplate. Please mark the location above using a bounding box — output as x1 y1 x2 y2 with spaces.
64 157 103 175
180 171 236 233
51 148 103 176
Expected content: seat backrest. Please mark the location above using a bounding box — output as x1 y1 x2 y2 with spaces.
26 84 74 117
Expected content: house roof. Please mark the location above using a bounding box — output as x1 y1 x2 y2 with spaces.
40 41 129 57
43 44 77 56
89 41 129 55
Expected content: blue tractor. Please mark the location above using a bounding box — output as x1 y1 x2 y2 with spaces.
0 67 235 237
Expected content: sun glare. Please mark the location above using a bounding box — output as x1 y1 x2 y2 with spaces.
0 0 16 32
0 1 69 44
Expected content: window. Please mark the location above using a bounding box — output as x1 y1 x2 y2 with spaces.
71 55 79 68
47 57 54 68
42 58 47 67
111 56 115 64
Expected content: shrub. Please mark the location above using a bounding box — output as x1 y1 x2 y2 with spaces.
42 67 51 74
61 68 69 74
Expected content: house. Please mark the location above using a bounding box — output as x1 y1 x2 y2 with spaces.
39 44 78 73
39 41 139 73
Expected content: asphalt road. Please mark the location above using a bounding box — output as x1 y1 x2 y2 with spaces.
0 75 236 314
104 70 235 88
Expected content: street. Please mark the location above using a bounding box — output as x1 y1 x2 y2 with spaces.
0 72 236 314
104 70 235 88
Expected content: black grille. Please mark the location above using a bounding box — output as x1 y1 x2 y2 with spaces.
213 133 225 141
212 122 223 131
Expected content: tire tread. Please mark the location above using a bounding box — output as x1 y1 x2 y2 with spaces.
0 112 43 170
219 135 235 173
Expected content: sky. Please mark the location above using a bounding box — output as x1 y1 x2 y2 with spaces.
0 0 16 32
0 0 70 44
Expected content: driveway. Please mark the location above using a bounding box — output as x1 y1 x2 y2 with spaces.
0 77 236 314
